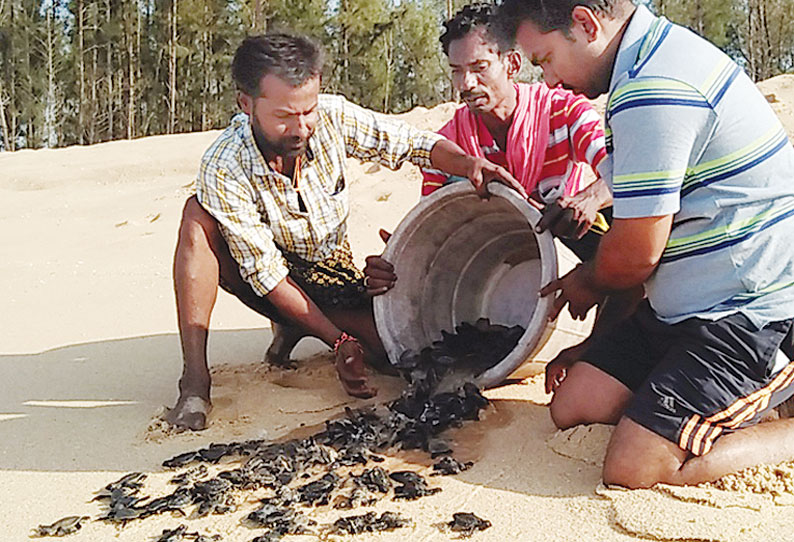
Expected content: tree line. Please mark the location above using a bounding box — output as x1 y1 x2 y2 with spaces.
0 0 792 151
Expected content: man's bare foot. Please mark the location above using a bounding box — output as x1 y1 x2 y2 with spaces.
335 342 377 399
164 395 212 431
264 323 307 368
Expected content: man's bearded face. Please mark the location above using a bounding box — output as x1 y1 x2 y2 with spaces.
243 74 320 159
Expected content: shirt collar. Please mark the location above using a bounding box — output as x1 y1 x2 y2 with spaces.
609 4 658 94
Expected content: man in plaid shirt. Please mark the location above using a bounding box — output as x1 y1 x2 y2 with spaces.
167 33 524 431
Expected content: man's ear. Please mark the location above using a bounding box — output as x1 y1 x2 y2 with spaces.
571 5 601 42
504 50 523 79
238 91 253 115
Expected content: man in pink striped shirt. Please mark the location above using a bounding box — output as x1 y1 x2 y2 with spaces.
422 2 612 261
364 3 612 298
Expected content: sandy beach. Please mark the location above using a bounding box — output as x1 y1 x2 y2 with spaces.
3 76 794 542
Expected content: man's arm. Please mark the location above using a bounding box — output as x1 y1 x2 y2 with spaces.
540 215 670 392
542 76 714 319
266 277 375 398
564 92 609 186
537 177 612 239
199 167 332 337
429 138 527 198
420 118 458 197
337 97 526 198
266 277 343 346
541 214 673 321
593 215 673 289
537 91 611 238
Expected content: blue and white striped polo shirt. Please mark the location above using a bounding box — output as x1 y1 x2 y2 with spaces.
601 5 794 329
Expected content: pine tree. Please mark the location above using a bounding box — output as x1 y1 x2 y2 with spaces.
655 0 734 48
0 0 12 150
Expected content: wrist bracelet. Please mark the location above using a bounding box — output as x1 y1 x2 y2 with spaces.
333 332 359 354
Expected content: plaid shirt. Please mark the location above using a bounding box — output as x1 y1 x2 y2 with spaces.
195 94 443 296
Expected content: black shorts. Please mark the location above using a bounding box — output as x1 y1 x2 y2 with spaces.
219 241 368 325
581 301 794 456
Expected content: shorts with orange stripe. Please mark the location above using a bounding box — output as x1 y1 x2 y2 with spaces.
580 300 794 456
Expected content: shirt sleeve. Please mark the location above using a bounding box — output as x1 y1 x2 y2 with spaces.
338 97 444 171
195 159 289 296
561 93 608 172
606 77 716 219
420 119 458 196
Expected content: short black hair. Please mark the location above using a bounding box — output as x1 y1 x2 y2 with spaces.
440 2 514 57
495 0 632 41
232 33 324 96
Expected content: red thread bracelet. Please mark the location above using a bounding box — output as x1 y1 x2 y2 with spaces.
333 332 359 354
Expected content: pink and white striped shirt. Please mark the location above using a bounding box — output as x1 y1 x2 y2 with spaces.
422 87 607 203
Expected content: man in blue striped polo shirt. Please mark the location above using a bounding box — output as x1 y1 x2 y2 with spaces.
497 0 794 488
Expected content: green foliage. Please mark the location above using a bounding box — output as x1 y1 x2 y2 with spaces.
653 0 733 48
2 0 793 150
651 0 794 79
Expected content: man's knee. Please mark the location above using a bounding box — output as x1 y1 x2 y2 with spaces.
549 389 583 430
549 362 632 430
602 417 686 489
180 196 217 235
178 196 222 250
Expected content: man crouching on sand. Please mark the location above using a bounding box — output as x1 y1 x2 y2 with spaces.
167 33 525 431
497 0 794 487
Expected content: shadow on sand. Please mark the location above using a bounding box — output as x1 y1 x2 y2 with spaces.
0 328 604 501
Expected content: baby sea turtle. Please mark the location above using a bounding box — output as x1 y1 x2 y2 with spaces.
140 487 193 517
33 516 90 537
155 525 222 542
93 472 146 502
156 525 188 542
432 456 474 476
297 472 339 506
169 464 209 486
389 471 441 500
259 486 298 508
331 511 411 535
109 472 146 490
192 477 235 516
99 503 146 524
352 466 391 493
163 451 198 469
447 512 492 536
331 486 378 510
197 443 233 463
247 504 316 536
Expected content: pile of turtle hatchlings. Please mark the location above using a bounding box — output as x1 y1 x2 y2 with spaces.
34 319 523 540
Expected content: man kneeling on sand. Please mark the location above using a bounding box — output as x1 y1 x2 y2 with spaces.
364 2 612 295
498 0 794 487
167 33 525 431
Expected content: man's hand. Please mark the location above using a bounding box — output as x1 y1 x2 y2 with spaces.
335 338 377 399
540 262 605 321
464 156 528 199
363 229 395 297
537 201 582 239
537 179 611 239
429 139 527 199
544 341 589 394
